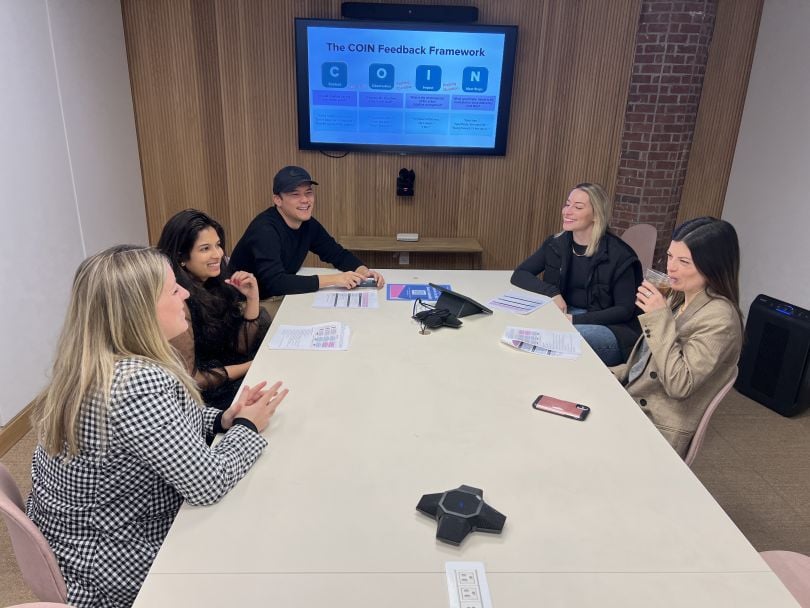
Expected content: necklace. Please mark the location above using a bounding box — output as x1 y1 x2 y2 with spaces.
572 243 587 257
677 290 704 317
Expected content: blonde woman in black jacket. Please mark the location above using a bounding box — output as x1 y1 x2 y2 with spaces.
511 182 642 365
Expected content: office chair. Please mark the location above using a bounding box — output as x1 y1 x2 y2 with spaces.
620 223 657 273
0 463 67 603
761 550 810 606
5 604 72 607
684 368 738 467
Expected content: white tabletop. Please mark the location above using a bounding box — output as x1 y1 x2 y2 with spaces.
135 269 798 607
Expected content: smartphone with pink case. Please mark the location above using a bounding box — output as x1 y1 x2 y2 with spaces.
532 395 590 421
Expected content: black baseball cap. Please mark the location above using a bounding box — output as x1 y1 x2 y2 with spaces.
273 166 318 195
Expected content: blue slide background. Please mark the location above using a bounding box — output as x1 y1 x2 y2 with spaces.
306 26 507 148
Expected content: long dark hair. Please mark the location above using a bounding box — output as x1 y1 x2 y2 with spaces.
156 209 243 350
670 217 743 324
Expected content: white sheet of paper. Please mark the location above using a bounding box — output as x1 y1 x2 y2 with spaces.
313 290 379 309
268 322 350 351
502 326 582 358
500 336 580 359
487 291 550 314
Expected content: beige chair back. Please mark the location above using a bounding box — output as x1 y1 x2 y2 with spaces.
620 223 657 272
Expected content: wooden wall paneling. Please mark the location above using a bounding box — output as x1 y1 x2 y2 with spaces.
677 0 763 224
503 0 641 267
190 2 230 230
213 0 250 251
123 0 640 270
123 0 225 242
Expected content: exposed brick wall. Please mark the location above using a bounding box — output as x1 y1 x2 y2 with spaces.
612 0 717 267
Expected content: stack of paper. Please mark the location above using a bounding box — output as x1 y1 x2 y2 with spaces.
501 326 581 359
268 322 350 351
487 291 550 314
313 291 378 308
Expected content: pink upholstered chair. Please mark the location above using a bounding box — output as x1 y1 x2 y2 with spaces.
761 550 810 606
683 368 739 467
0 463 67 603
5 604 72 607
620 223 657 273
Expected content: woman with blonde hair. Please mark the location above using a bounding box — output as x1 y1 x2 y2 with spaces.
511 182 642 364
27 245 288 608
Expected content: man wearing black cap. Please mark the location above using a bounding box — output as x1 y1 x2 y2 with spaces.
230 166 385 299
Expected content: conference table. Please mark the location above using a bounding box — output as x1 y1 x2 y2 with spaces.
134 269 799 607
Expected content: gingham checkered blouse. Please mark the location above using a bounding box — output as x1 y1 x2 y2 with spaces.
27 358 267 608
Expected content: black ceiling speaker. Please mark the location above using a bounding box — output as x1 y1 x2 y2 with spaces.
341 2 479 23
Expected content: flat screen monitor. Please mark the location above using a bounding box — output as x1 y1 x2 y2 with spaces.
294 18 519 155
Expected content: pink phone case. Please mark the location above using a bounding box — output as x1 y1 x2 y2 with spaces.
532 395 590 421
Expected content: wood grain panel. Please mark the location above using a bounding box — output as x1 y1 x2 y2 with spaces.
677 0 763 224
122 0 640 269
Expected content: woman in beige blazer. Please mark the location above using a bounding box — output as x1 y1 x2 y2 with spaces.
611 217 743 457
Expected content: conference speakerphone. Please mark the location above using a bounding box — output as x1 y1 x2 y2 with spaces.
416 484 506 546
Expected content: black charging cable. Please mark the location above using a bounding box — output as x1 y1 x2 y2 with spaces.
412 299 462 332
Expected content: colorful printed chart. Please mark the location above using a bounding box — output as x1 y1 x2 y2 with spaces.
386 283 450 301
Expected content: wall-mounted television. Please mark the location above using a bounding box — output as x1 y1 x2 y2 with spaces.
294 18 518 156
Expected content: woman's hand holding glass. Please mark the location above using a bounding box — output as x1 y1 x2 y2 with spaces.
636 280 668 313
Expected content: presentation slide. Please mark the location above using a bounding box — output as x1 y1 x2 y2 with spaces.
305 26 507 149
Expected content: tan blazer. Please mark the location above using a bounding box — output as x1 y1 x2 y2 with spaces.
612 291 742 457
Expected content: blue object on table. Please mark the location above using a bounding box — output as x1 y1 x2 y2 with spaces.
386 283 450 301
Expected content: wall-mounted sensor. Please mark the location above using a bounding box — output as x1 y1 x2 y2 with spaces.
397 168 415 196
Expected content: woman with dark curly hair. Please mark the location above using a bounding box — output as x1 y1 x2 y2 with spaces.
157 209 272 408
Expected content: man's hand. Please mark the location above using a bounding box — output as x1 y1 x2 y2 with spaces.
552 294 567 313
357 266 385 289
319 271 366 290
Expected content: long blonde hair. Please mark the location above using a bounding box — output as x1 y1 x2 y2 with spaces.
573 182 612 257
31 245 201 456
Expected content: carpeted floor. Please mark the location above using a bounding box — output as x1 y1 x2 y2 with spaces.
1 389 808 605
691 390 810 554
